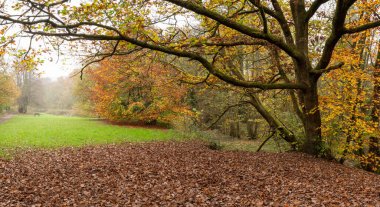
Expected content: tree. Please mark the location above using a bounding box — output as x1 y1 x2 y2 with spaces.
0 72 18 112
74 52 191 125
43 77 74 111
0 57 18 112
13 56 40 113
0 0 379 155
319 28 380 171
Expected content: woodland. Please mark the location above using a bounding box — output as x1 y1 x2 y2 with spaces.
0 0 379 205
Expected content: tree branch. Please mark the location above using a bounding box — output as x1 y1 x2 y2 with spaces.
311 62 344 74
164 0 302 60
188 40 268 47
270 48 305 122
256 129 276 152
256 1 268 33
26 30 305 90
314 0 355 71
207 103 247 129
305 0 329 22
248 0 281 20
270 0 295 45
0 15 122 36
344 20 380 34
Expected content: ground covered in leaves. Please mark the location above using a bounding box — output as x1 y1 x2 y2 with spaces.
0 141 379 206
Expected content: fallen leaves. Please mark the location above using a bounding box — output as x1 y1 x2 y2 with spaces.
0 141 379 206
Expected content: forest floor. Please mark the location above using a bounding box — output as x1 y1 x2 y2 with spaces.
0 141 378 206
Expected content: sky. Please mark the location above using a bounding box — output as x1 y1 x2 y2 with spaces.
9 37 80 80
3 0 85 80
37 52 80 80
3 0 188 80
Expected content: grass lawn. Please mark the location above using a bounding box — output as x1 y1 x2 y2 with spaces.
0 114 177 149
0 114 287 159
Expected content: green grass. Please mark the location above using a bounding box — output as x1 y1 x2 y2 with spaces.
189 130 290 153
0 114 177 149
220 138 290 152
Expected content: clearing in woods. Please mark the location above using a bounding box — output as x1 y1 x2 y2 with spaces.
0 115 378 206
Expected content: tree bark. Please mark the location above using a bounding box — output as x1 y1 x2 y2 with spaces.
301 81 323 155
290 0 324 155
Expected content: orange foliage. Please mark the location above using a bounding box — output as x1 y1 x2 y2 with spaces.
0 73 18 111
76 55 191 125
320 29 380 172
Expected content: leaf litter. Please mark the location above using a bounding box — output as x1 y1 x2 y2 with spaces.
0 141 379 206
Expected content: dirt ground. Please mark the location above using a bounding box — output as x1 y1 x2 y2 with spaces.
0 141 379 206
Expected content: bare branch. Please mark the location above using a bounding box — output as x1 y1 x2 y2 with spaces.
256 129 276 152
23 34 35 59
208 102 247 129
72 42 143 79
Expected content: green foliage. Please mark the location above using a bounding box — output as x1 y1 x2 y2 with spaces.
207 139 224 150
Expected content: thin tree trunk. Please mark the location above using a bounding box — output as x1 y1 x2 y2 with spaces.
247 119 259 140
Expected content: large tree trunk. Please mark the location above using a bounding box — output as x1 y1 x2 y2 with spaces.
290 1 325 156
301 82 323 155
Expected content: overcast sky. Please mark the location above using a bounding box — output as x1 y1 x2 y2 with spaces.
39 55 79 80
2 0 86 80
4 0 189 80
10 36 79 80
